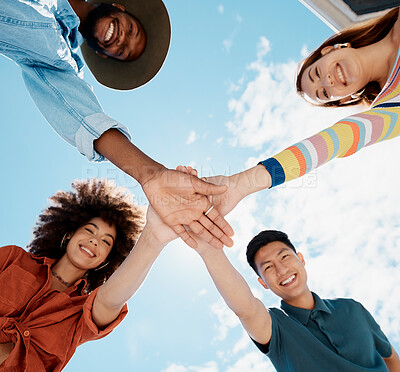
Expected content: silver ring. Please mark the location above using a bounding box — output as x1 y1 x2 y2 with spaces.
204 206 214 216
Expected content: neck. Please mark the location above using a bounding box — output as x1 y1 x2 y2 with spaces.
67 0 95 23
358 29 399 89
52 255 87 287
284 288 315 310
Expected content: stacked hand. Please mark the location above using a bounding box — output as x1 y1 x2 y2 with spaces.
142 167 234 249
175 167 247 217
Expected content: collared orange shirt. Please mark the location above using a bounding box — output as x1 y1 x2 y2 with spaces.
0 245 128 371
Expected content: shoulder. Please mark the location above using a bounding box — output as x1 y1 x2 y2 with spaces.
0 245 28 259
0 245 39 270
324 297 368 316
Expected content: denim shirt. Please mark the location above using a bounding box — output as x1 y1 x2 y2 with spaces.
0 0 131 161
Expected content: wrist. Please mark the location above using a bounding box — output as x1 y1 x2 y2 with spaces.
138 163 166 187
138 226 167 253
235 165 271 197
196 245 224 260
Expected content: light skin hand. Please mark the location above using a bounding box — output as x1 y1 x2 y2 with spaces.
94 129 234 249
176 165 272 217
141 167 234 249
144 205 178 246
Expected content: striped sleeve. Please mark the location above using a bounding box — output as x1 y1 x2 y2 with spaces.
260 106 400 187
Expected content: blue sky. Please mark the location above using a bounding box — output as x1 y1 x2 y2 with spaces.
1 1 399 371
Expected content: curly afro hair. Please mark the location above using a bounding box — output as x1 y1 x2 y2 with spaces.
28 179 144 292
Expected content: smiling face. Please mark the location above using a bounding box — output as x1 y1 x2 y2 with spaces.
300 45 367 104
83 4 146 61
65 217 116 271
254 241 310 306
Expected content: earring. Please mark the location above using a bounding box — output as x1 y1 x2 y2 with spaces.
350 88 365 100
60 232 72 250
334 43 350 49
94 261 109 271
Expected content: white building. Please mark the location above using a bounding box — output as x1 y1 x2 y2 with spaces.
299 0 399 31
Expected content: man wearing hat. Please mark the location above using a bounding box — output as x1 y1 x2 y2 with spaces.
0 0 234 249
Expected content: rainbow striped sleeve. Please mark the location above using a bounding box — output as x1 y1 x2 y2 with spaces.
260 106 400 187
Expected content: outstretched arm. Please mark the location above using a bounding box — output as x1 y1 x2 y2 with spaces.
94 129 233 249
259 105 400 187
191 234 272 345
200 104 400 216
91 206 176 328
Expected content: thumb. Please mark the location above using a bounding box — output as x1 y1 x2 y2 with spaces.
192 177 227 195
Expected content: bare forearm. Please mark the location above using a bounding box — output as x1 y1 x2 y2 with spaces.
93 227 164 327
94 128 165 185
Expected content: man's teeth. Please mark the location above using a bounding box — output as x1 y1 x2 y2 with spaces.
104 23 114 42
81 247 94 257
336 65 345 84
281 275 295 286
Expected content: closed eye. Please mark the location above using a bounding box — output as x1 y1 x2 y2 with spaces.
129 23 132 35
102 239 111 246
323 89 329 99
315 67 320 78
119 48 125 56
85 228 94 234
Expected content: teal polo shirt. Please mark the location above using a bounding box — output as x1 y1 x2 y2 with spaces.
253 293 391 372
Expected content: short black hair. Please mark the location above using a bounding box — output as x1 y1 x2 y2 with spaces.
246 230 296 276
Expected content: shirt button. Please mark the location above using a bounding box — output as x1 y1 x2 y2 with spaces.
23 330 30 337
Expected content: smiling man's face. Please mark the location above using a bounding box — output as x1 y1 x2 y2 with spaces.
254 241 310 307
82 3 146 62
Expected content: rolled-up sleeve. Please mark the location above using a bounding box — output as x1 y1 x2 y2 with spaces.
21 63 131 162
79 287 128 344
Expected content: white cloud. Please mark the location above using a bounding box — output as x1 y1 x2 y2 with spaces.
192 289 208 302
187 130 198 145
218 5 224 14
223 39 233 53
162 361 219 372
210 298 240 341
226 352 274 372
222 13 242 53
256 37 271 59
300 44 310 58
232 332 251 354
163 364 188 372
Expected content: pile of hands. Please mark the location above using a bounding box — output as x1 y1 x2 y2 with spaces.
142 165 245 251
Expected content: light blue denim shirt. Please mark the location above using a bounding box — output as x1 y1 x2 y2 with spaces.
0 0 131 161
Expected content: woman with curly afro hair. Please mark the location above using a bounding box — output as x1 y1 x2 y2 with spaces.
0 178 176 371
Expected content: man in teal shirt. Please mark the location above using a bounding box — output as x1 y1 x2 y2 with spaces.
189 229 400 371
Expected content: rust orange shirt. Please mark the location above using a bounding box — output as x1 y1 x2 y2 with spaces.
0 245 128 371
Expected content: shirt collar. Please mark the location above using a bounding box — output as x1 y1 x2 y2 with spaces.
280 292 332 325
29 252 88 293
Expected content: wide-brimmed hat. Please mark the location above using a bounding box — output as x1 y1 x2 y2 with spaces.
81 0 171 90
